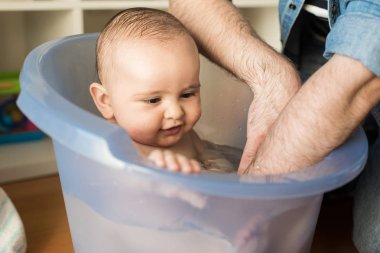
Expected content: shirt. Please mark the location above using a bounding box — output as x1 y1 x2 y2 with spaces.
304 0 328 19
279 0 380 127
279 0 380 77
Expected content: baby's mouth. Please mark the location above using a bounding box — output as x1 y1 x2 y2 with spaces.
161 125 182 136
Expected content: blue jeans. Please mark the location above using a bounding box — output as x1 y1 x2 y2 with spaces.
279 0 380 77
284 10 380 253
353 136 380 253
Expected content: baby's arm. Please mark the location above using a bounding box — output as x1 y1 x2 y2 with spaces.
147 149 201 174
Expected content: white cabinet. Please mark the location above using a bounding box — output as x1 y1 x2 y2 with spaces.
0 137 56 183
0 0 279 71
0 0 280 183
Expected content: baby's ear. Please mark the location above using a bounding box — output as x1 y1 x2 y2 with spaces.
89 82 114 119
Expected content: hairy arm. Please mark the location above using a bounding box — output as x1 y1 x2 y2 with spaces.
248 54 380 175
169 0 301 172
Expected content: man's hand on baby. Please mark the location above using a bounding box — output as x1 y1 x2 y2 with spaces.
148 149 201 174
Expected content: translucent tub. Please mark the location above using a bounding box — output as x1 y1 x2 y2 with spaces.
17 33 368 253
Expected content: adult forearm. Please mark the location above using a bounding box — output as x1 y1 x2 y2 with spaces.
250 54 380 175
170 0 301 172
170 0 257 77
169 0 299 91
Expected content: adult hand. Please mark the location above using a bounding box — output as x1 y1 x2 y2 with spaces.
238 55 301 174
247 55 380 175
169 0 301 174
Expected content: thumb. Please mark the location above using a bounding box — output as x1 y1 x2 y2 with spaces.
238 134 265 175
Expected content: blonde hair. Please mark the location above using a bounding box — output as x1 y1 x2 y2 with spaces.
96 7 192 83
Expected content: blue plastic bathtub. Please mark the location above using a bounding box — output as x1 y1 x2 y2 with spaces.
17 33 368 253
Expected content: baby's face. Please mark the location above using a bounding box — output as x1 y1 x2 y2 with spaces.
104 35 201 147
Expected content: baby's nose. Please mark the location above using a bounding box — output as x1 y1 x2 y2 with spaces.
164 102 184 119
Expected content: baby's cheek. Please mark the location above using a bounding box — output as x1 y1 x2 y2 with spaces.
127 126 145 140
125 127 139 139
191 106 202 125
127 125 157 145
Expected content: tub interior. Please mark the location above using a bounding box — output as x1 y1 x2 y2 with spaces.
39 33 253 149
18 33 368 199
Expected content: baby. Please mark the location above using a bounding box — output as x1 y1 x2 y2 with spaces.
90 8 237 174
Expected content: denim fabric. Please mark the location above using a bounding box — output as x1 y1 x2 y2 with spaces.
353 135 380 253
279 0 380 76
295 10 329 79
353 93 380 253
278 1 380 252
279 0 306 45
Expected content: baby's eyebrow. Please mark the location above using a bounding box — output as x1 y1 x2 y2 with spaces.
186 83 201 89
132 91 161 99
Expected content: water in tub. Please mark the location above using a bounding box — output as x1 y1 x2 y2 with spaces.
62 143 321 253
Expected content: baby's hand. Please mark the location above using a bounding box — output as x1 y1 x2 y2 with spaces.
148 149 201 174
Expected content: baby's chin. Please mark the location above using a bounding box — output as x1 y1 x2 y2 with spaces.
132 131 187 149
156 134 185 147
133 139 179 150
153 139 180 148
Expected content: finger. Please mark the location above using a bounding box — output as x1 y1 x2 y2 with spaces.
176 154 193 174
163 150 180 172
147 149 165 168
190 159 202 173
176 155 201 174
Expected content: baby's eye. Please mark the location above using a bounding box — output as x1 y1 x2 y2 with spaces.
181 92 195 98
144 97 161 104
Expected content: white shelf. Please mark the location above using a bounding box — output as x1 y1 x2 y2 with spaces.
233 0 278 7
0 2 75 11
0 137 57 183
0 0 276 11
81 1 168 10
0 0 280 71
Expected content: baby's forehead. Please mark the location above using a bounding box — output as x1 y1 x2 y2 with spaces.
99 33 198 85
105 34 194 61
111 34 190 49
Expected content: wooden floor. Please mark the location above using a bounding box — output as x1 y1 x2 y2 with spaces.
2 175 358 253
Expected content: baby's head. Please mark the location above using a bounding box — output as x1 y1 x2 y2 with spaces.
90 8 201 148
